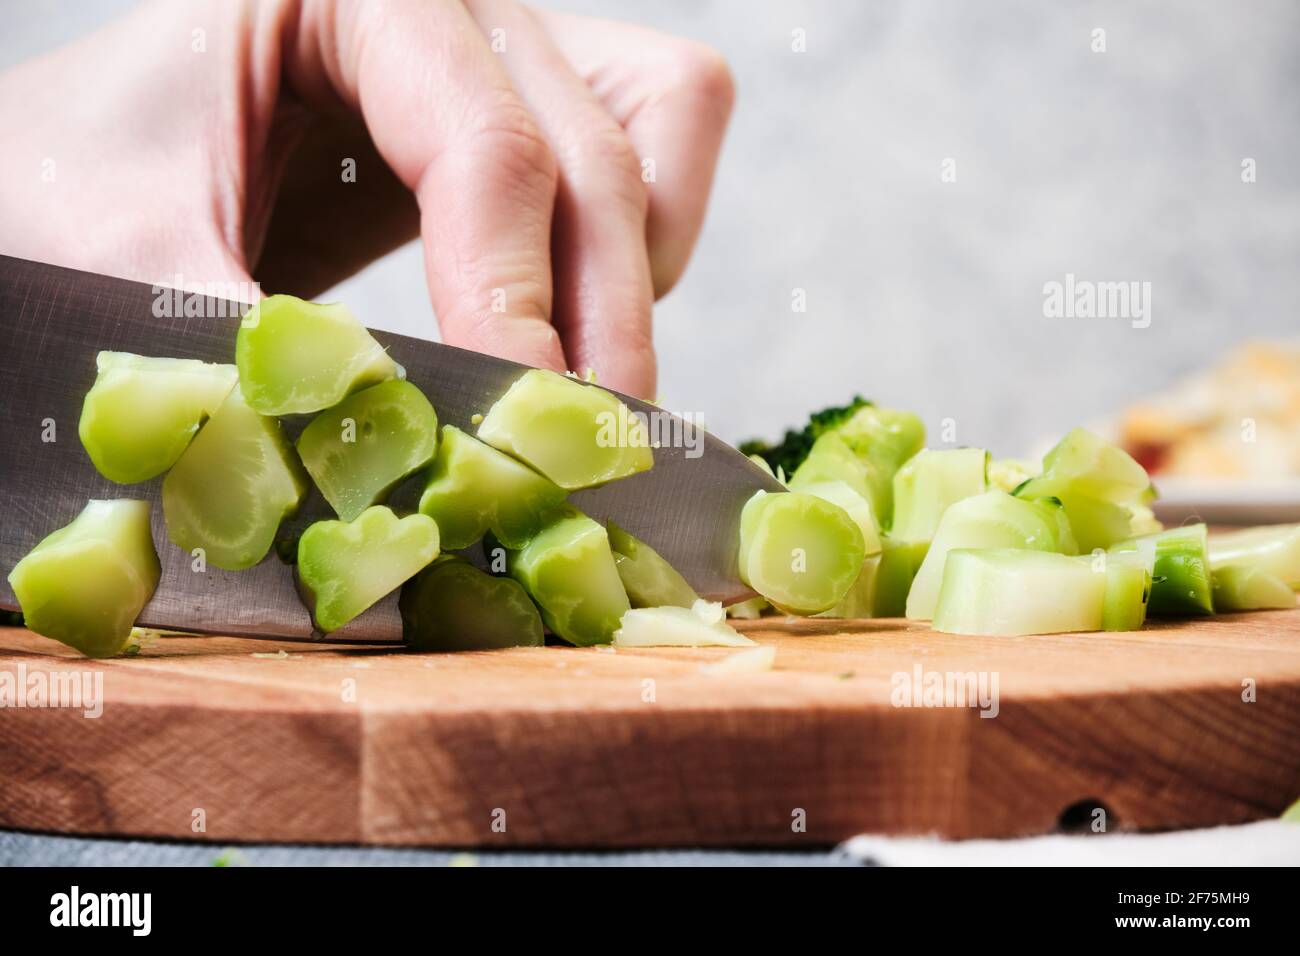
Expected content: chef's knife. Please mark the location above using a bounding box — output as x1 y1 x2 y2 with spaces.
0 256 782 643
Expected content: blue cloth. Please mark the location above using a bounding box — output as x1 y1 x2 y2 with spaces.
0 830 859 867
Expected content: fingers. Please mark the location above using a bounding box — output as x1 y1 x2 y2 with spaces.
528 8 735 297
289 0 565 370
464 0 656 397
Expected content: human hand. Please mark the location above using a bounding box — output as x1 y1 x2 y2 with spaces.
0 0 735 397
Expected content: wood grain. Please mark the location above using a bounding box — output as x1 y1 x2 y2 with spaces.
1 613 1298 848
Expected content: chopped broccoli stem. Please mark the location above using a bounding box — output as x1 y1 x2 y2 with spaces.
606 520 700 608
297 506 440 633
400 556 543 651
987 457 1040 494
787 405 924 527
613 600 754 647
933 549 1107 636
1101 551 1151 631
162 385 308 570
506 506 631 646
871 536 930 617
1110 524 1214 617
834 405 926 477
726 596 768 620
7 499 161 657
906 491 1078 620
794 479 883 555
235 296 401 415
1014 428 1155 551
1209 524 1300 588
418 425 567 549
1211 565 1295 612
297 380 438 521
477 369 653 490
78 352 238 484
891 447 989 543
738 490 866 615
788 432 883 507
815 553 882 619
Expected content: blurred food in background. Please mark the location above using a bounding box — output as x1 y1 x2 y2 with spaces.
1119 342 1300 481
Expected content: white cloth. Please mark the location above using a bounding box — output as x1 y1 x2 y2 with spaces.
839 820 1300 866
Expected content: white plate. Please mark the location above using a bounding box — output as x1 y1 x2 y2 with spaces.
1151 478 1300 526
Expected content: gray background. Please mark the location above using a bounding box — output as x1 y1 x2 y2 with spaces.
3 0 1297 453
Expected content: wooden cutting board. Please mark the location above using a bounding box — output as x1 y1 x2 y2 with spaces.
1 614 1298 848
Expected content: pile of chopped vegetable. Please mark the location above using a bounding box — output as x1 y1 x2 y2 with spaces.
736 408 1300 634
8 294 1299 659
7 296 725 656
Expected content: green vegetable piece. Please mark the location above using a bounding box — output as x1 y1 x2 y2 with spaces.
297 380 438 521
162 384 309 570
1015 428 1154 551
987 457 1040 494
1110 524 1214 617
906 490 1078 620
1209 524 1300 588
614 600 755 647
297 506 440 633
738 395 872 476
834 405 926 476
789 433 888 522
795 480 883 555
1126 502 1164 537
507 506 631 646
891 447 989 543
933 548 1107 636
476 369 653 490
399 555 543 651
738 490 866 615
726 596 768 620
606 520 699 609
871 536 930 617
788 405 924 527
816 553 882 619
418 425 566 549
1283 797 1300 822
79 351 237 484
235 296 400 415
7 499 161 657
1101 551 1151 631
1211 565 1295 612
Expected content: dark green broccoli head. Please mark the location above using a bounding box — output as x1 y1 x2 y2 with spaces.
740 395 872 476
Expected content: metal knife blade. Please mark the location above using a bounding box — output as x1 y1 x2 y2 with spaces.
0 256 782 643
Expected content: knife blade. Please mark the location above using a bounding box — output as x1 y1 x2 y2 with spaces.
0 256 782 643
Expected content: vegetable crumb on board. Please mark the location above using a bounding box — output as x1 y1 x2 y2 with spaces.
700 644 777 676
251 650 289 660
211 848 247 867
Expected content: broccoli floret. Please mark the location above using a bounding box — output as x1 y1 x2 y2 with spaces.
740 396 872 476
